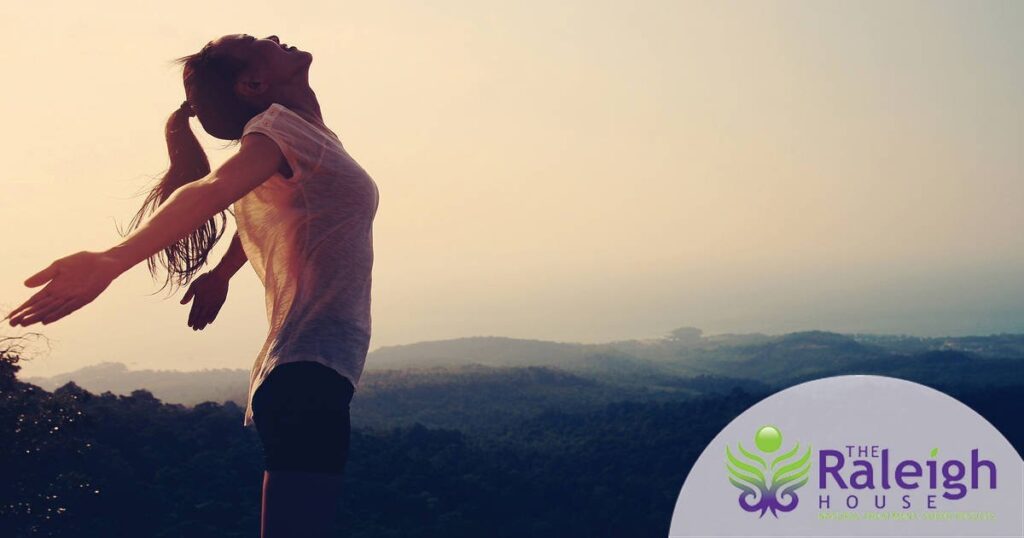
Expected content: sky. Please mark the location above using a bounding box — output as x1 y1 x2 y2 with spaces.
1 0 1022 377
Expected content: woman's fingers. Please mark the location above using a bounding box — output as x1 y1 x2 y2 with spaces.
189 300 209 329
8 293 60 326
20 297 73 326
181 283 197 305
188 302 199 328
197 305 213 330
39 298 85 325
198 306 211 329
184 280 208 324
12 295 62 321
9 257 66 322
208 304 222 324
193 302 219 331
201 308 219 329
7 288 53 323
24 261 60 287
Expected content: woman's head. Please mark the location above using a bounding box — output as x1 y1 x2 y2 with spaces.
122 34 313 293
182 34 313 140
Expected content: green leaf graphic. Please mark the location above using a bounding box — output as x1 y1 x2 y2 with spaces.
738 442 767 469
770 442 800 471
726 445 766 489
772 444 812 488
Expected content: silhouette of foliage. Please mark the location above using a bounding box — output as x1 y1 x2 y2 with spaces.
1 334 1021 537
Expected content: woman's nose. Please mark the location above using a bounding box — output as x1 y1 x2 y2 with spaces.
267 35 280 44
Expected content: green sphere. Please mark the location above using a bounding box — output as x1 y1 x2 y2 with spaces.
755 425 783 453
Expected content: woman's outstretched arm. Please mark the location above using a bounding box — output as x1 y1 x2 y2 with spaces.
5 132 283 327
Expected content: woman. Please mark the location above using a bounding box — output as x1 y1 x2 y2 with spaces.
4 33 379 537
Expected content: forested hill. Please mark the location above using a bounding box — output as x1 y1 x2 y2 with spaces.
2 335 1020 537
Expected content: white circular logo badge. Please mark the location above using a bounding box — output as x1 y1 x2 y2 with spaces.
669 375 1023 537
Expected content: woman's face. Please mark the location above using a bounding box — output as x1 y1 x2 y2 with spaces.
215 33 313 84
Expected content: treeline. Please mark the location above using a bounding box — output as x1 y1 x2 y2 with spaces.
1 347 758 537
2 340 1021 537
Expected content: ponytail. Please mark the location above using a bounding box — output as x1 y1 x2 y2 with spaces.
118 104 228 294
119 43 259 294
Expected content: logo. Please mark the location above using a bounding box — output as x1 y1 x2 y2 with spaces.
669 376 1023 537
725 424 812 518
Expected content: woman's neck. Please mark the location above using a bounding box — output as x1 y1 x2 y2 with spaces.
274 85 324 126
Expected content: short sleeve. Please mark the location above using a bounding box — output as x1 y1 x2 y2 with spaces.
242 104 323 182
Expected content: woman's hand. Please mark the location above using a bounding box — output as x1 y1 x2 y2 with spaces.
5 251 123 327
180 271 230 331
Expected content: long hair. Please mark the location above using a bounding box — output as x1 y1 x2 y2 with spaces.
119 42 264 294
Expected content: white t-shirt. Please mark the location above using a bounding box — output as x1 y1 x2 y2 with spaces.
233 102 379 428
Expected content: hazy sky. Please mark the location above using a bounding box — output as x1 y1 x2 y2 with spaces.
2 1 1022 377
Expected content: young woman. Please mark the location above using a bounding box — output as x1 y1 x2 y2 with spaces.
4 33 380 537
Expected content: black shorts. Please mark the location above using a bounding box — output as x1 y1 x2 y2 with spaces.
252 361 356 475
